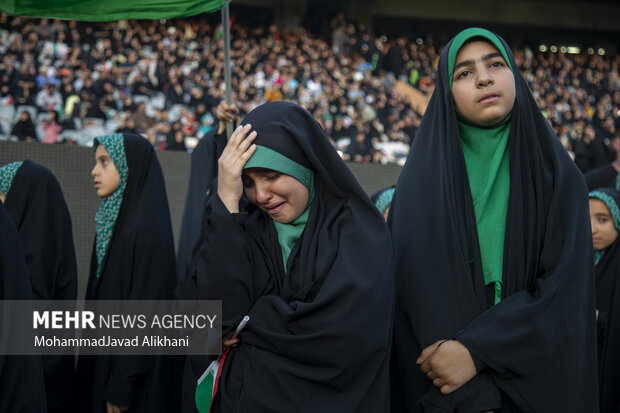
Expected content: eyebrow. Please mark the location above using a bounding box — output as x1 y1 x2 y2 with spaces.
454 52 504 72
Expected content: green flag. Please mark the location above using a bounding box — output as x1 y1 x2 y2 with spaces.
1 0 228 21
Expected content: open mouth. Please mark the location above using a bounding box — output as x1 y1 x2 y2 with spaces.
265 202 285 214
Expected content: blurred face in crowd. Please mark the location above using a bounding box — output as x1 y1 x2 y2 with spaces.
589 198 618 251
452 40 516 126
242 168 309 224
92 145 120 198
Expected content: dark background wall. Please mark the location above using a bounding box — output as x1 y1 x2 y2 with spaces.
0 141 402 299
232 0 620 34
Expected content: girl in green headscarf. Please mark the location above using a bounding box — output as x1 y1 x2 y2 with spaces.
77 133 178 413
390 28 597 412
588 188 620 410
195 101 393 413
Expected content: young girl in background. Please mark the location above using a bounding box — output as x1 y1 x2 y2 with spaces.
589 188 620 411
77 133 178 413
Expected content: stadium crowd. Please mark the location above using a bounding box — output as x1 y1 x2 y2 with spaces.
0 12 618 169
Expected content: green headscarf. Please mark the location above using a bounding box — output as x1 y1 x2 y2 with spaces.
0 161 24 197
375 187 395 216
589 190 620 266
244 145 315 271
93 133 128 278
449 28 514 304
448 27 513 89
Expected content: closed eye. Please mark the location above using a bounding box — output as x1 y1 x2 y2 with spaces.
242 179 254 188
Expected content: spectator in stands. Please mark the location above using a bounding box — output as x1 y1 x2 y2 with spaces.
0 12 618 165
41 110 62 143
12 62 36 107
129 101 153 133
586 133 620 190
11 110 37 141
35 82 63 113
167 128 187 151
346 131 373 162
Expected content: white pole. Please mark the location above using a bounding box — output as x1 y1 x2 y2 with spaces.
221 3 233 139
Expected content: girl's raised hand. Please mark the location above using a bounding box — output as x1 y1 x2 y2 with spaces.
217 124 257 213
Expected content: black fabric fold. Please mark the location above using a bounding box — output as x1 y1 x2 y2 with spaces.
177 127 227 282
389 31 598 412
176 127 227 413
196 101 394 412
591 188 620 411
599 269 620 412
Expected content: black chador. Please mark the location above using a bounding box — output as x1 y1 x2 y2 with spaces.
0 201 47 412
176 127 226 413
1 160 78 413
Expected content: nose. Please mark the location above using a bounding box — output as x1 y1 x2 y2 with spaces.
255 181 272 204
477 67 493 87
91 164 98 177
590 220 598 235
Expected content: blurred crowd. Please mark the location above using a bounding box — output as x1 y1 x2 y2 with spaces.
0 12 618 168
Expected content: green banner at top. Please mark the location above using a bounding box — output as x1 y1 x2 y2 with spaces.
1 0 228 21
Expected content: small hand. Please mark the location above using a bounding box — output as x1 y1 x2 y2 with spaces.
416 339 445 365
222 337 240 347
217 124 257 213
222 332 240 351
419 339 477 395
216 101 239 134
106 401 129 413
